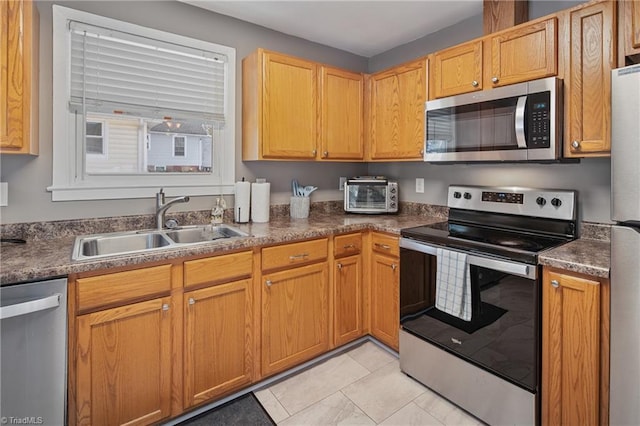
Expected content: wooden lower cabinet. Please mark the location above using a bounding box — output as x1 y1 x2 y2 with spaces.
334 254 363 346
261 262 330 376
75 297 173 426
183 278 253 408
542 267 610 426
370 244 400 351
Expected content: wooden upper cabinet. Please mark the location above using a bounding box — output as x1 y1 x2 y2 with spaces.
488 17 557 87
1 0 39 155
619 0 640 64
319 66 364 160
564 0 616 158
431 40 483 98
368 58 427 161
243 49 317 160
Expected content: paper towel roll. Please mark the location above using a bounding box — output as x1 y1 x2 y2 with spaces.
234 180 251 223
251 180 270 223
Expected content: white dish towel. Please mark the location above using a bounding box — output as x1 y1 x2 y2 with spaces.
435 248 472 321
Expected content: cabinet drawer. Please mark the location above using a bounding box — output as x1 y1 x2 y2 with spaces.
334 233 362 258
262 239 328 271
184 251 252 288
371 233 399 257
77 265 172 312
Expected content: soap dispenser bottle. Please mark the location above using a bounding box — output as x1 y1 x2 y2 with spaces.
211 197 225 224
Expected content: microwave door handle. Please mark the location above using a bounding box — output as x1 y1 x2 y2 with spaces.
515 96 527 149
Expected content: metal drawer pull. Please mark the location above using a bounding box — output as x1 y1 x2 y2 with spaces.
374 243 391 250
162 303 170 311
266 279 273 287
188 298 195 305
0 293 61 319
289 253 309 260
337 263 343 270
343 244 356 249
551 280 560 288
391 263 397 271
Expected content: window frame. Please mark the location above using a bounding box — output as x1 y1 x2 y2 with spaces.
49 6 236 201
85 119 106 158
173 136 187 158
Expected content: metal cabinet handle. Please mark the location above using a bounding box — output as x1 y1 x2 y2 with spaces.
162 303 170 311
337 263 343 270
343 244 356 250
492 76 499 84
571 140 581 149
374 243 391 250
471 80 479 87
323 151 328 157
0 293 61 320
289 253 310 260
391 263 398 271
265 279 272 287
312 149 317 156
551 279 560 288
188 298 195 305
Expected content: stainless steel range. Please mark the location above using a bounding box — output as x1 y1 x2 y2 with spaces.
399 185 577 425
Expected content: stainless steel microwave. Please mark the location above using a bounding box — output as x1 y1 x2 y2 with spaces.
344 177 398 214
424 77 562 163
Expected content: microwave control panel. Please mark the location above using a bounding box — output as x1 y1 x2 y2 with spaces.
527 91 551 148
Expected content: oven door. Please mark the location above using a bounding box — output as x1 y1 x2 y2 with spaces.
399 237 539 393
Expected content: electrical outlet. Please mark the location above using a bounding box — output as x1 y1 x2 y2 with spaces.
339 177 347 191
416 178 425 193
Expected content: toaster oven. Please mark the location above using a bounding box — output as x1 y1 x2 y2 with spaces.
344 176 398 214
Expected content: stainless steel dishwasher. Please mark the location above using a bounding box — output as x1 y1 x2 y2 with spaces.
1 278 67 425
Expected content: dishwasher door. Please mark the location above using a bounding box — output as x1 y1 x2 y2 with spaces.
1 278 67 425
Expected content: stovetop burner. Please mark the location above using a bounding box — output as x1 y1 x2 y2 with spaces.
401 185 578 264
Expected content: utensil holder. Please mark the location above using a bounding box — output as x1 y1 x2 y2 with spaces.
290 196 310 219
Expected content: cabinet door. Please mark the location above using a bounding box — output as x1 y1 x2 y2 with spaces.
619 0 640 62
431 40 483 98
542 270 600 426
1 0 38 154
369 58 427 160
370 252 399 350
184 279 253 408
262 51 317 159
75 297 172 426
319 66 364 160
489 17 557 87
334 254 363 346
261 262 329 376
565 1 616 157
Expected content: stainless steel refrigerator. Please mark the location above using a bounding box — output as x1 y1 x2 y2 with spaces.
610 63 640 425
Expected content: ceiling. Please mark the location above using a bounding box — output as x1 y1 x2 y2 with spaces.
179 1 484 57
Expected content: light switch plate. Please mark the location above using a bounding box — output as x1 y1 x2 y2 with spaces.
416 178 424 193
0 182 7 206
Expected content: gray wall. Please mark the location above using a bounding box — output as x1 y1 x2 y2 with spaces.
1 0 609 224
0 1 369 224
367 0 611 223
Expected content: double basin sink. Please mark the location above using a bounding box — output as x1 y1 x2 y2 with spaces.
72 224 249 261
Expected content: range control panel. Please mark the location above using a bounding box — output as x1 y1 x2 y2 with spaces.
448 185 577 221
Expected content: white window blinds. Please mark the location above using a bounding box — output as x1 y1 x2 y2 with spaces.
69 21 227 124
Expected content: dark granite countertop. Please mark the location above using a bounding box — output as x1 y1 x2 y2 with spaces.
538 238 610 279
0 207 611 285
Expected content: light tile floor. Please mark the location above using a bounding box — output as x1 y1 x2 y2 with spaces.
254 342 485 426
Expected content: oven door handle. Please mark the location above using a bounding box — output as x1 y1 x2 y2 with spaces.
400 238 536 279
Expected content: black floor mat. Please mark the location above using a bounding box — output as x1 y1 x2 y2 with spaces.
178 392 275 425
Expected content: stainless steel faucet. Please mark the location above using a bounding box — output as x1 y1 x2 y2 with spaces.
155 188 190 229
